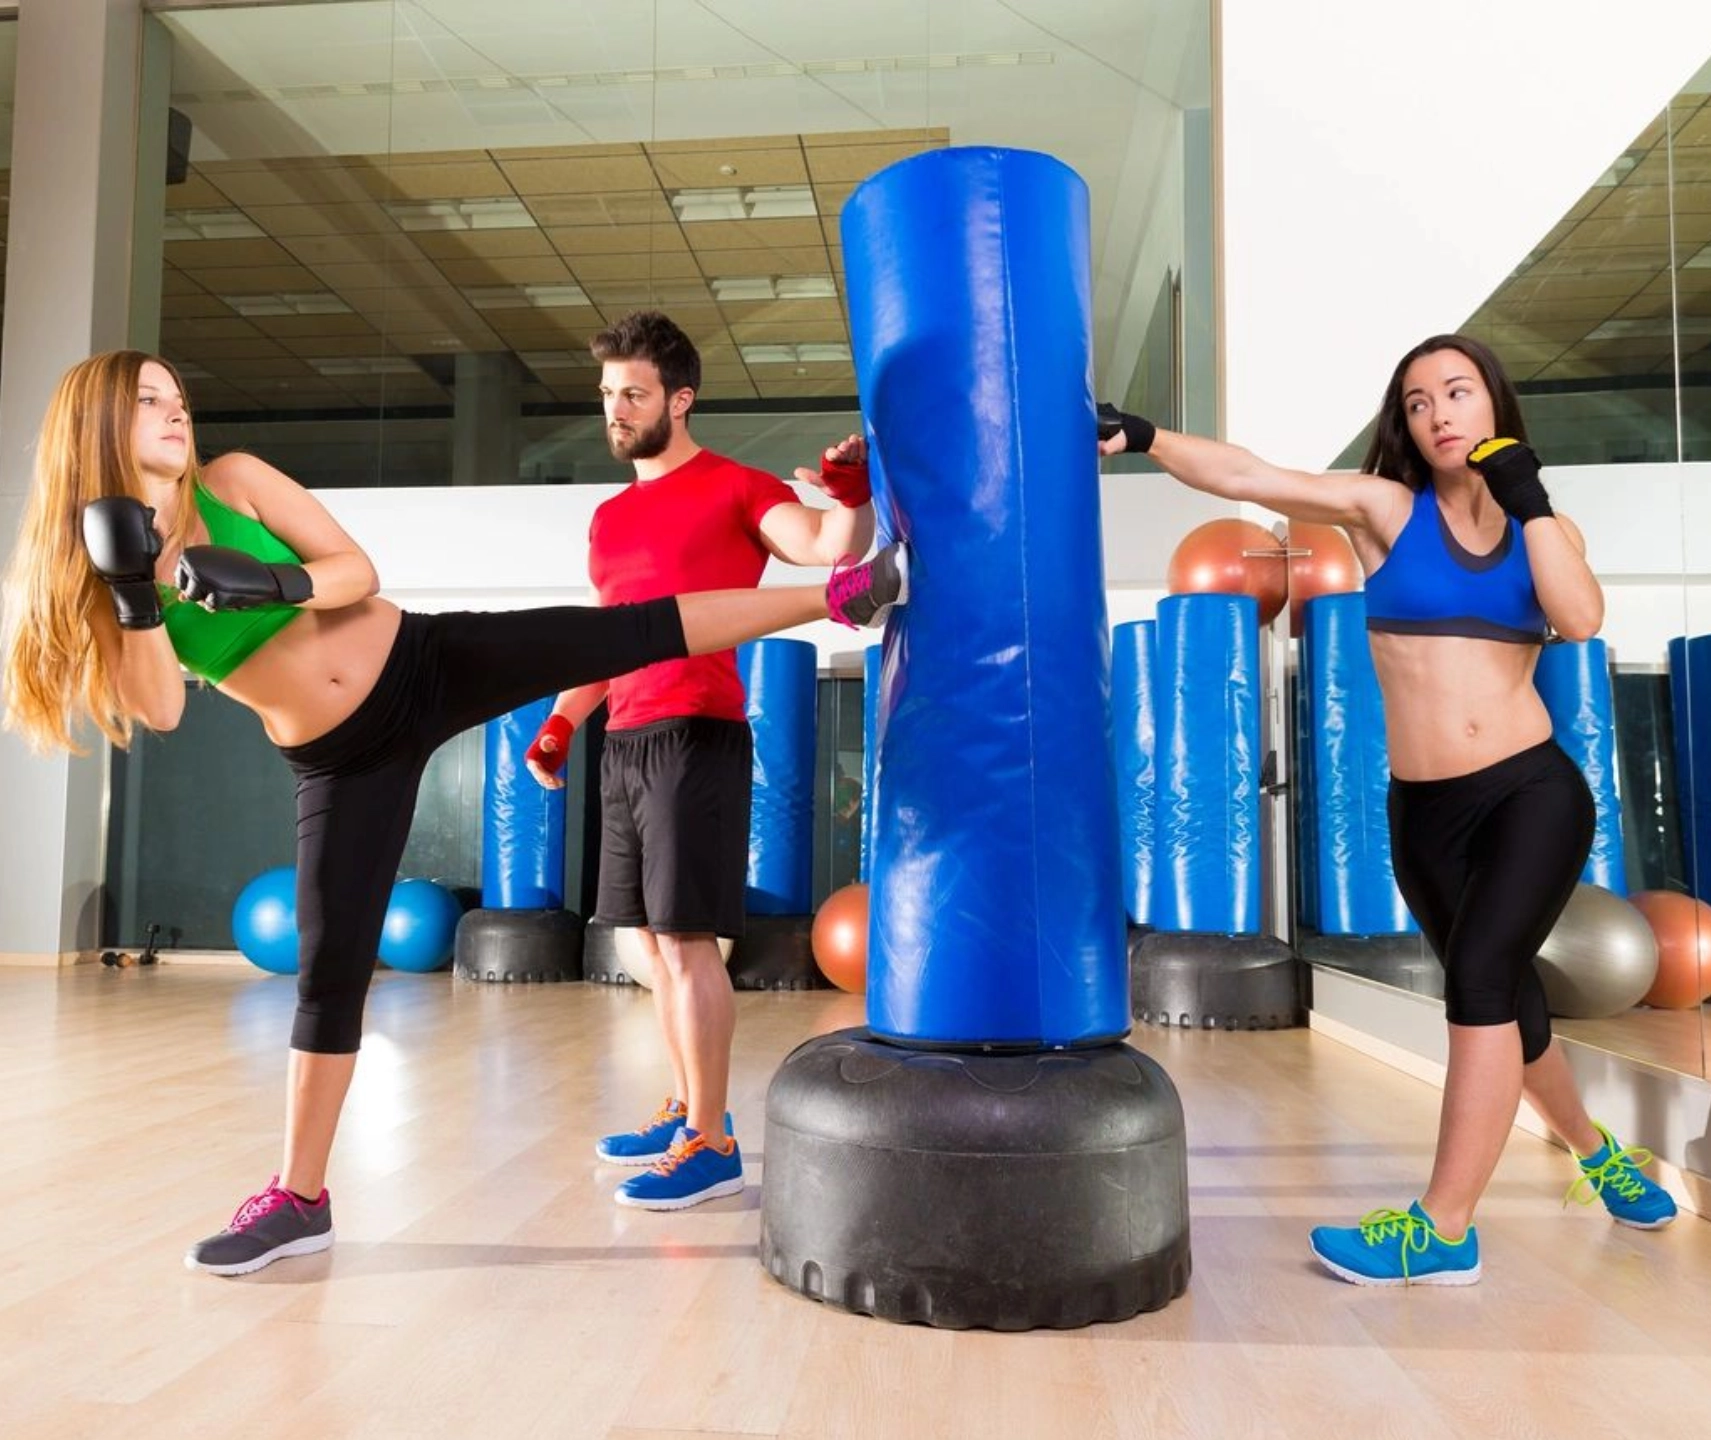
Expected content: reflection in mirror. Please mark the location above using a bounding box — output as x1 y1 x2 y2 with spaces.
1310 59 1711 1082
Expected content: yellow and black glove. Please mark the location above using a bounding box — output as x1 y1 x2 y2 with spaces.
1467 437 1553 524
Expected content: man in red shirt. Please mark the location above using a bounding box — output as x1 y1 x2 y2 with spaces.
527 310 881 1210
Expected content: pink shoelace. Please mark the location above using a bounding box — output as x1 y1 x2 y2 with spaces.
228 1178 319 1231
825 553 867 629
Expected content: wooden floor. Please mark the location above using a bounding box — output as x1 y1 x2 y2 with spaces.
4 965 1711 1440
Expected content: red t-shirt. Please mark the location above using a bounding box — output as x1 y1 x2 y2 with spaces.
590 448 797 727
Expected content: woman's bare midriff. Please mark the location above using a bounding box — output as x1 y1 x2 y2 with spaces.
1367 631 1554 782
215 598 403 748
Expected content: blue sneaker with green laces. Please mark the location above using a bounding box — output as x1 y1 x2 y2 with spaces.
1568 1122 1677 1229
1309 1201 1481 1287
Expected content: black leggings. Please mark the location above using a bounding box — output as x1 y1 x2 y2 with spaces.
1387 739 1595 1063
278 601 686 1053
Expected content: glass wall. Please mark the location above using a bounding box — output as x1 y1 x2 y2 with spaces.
109 0 1213 947
1309 56 1711 1082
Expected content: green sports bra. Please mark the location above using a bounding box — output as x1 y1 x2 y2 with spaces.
161 484 306 683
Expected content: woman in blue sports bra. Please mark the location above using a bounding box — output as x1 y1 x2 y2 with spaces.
1101 333 1676 1286
0 351 907 1277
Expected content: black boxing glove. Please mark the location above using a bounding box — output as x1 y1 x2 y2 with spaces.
1467 438 1553 524
176 545 313 610
1097 402 1156 455
82 496 164 630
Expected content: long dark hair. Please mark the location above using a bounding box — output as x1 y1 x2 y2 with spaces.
1360 333 1527 490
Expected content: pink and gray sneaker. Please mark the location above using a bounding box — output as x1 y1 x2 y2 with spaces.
827 542 910 630
184 1176 334 1276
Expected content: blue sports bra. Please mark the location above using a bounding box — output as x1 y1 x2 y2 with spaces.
1363 484 1547 645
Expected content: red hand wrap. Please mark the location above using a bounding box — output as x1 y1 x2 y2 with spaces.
526 713 574 776
819 454 872 509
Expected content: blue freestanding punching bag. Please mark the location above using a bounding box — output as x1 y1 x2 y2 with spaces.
1300 593 1416 934
452 695 584 985
483 697 564 910
846 147 1128 1049
1112 621 1157 929
1668 635 1711 903
861 644 883 882
739 639 817 915
1535 639 1626 893
761 148 1190 1332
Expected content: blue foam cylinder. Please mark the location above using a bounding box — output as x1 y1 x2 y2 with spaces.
1299 593 1416 934
1535 639 1626 894
739 638 817 915
482 697 564 909
845 146 1128 1048
1668 635 1711 902
1152 594 1261 934
861 644 883 883
1112 621 1157 927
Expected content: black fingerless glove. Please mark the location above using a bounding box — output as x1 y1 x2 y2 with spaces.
1467 438 1553 524
1097 402 1156 455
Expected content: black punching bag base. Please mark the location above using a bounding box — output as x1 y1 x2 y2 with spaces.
452 908 584 984
1129 931 1304 1030
759 1028 1191 1331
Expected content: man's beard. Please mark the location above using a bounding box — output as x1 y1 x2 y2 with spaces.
607 410 672 462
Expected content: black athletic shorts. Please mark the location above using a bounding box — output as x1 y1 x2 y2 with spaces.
594 716 753 938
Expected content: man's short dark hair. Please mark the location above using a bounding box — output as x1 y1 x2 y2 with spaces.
590 311 702 398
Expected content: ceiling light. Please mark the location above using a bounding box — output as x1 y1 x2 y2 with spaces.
163 208 265 242
463 283 591 310
745 185 816 220
385 198 536 232
711 277 777 302
1687 243 1711 269
670 185 819 223
223 292 353 317
309 357 422 377
671 187 748 223
741 342 852 365
775 276 838 300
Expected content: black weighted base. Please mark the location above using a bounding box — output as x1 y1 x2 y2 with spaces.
452 908 584 984
579 915 826 990
1297 932 1442 998
759 1027 1191 1330
730 914 825 991
1130 931 1304 1030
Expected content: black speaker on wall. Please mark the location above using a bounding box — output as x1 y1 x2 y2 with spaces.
166 107 192 186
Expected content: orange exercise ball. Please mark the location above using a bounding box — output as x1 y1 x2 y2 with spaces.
812 882 869 994
1628 890 1711 1009
1286 521 1362 637
1165 519 1287 626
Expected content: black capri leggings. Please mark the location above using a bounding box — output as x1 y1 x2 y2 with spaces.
1387 738 1595 1063
278 600 686 1053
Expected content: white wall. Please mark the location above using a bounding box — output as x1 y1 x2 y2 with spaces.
1218 0 1711 467
328 460 1711 669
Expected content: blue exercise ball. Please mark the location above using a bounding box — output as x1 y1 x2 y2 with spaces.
232 865 299 975
379 879 462 973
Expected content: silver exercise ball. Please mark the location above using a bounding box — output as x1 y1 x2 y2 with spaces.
1534 884 1659 1019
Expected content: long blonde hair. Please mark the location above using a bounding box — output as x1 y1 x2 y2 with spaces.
1 351 201 753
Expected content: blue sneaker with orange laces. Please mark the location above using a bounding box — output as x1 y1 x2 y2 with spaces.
1309 1201 1481 1287
614 1128 745 1211
1568 1122 1677 1229
595 1100 734 1166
